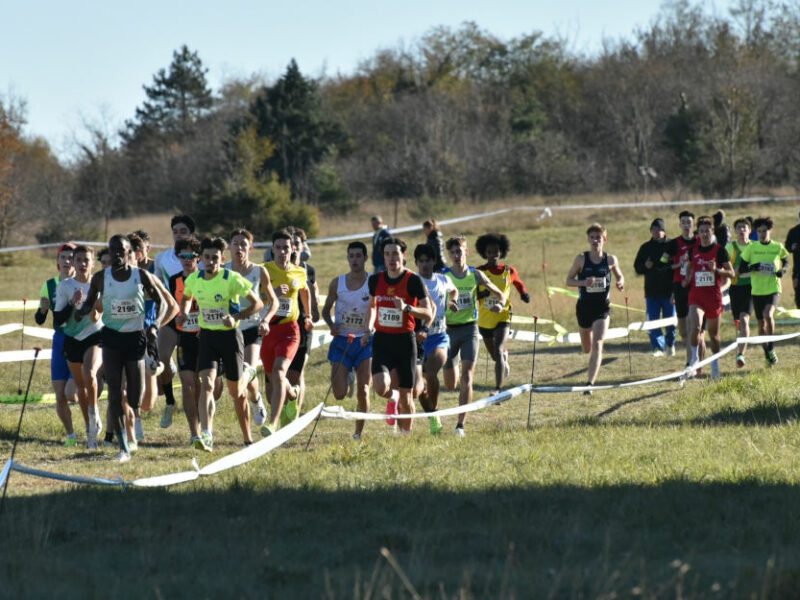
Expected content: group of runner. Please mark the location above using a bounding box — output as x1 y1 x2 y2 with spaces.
34 209 794 459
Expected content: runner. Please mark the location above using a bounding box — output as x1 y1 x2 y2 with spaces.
53 245 103 448
475 233 531 393
660 211 697 364
566 223 625 393
286 227 320 422
368 236 432 434
683 216 734 379
783 211 800 309
154 215 197 430
228 228 277 428
633 218 675 357
739 217 789 366
260 229 311 436
34 243 79 445
167 237 203 441
371 216 392 273
321 241 373 440
77 235 178 462
726 217 753 367
442 235 504 437
179 237 263 450
414 243 458 434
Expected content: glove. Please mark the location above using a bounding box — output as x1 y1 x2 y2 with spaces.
34 309 47 325
521 293 531 304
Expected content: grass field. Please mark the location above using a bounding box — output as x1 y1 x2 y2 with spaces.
2 198 800 598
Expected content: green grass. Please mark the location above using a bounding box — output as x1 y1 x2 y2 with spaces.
2 201 800 597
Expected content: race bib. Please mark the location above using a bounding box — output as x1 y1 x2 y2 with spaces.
758 262 775 275
275 297 292 317
183 312 200 332
694 271 714 287
110 299 138 319
456 291 473 311
431 316 445 334
342 311 366 328
586 278 607 293
484 297 503 310
202 308 226 324
378 306 403 328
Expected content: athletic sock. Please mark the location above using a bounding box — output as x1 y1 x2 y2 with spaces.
690 345 699 364
163 382 176 406
390 389 400 402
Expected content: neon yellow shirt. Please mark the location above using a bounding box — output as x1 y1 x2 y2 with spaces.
183 268 252 331
740 241 789 296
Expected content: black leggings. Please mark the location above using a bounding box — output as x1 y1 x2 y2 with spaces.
102 329 145 452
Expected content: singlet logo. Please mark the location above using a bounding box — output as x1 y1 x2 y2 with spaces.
214 293 223 301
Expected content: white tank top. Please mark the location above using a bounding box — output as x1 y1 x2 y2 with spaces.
102 267 145 332
334 274 370 337
230 263 264 330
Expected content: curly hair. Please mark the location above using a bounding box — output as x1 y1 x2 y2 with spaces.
475 233 510 259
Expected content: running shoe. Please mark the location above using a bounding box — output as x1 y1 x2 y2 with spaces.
194 432 213 452
454 425 466 438
190 436 202 448
160 404 174 429
352 433 361 441
116 451 131 464
280 399 298 427
736 354 746 368
128 440 138 453
667 345 676 357
243 362 258 385
63 434 78 447
651 349 664 357
583 383 593 396
134 418 144 442
429 415 443 435
250 394 267 427
261 423 276 438
766 350 778 366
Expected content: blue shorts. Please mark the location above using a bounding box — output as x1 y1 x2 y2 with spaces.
327 335 372 371
422 331 449 357
51 329 72 381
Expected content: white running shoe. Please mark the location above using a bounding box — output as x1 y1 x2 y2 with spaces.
667 345 676 357
250 394 267 426
160 404 174 429
117 451 131 463
243 362 258 385
128 440 139 452
93 408 103 438
134 418 144 442
455 426 466 438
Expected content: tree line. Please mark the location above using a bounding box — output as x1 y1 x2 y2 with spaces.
2 0 800 247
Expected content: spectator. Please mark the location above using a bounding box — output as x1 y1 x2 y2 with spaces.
634 218 676 356
422 219 447 271
371 215 392 273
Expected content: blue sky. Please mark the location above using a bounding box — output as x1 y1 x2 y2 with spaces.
1 1 734 158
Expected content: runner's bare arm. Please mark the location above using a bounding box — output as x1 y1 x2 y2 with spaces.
75 271 104 321
142 270 179 327
238 288 263 321
299 286 312 332
609 255 625 291
259 266 278 324
566 254 586 288
322 277 339 335
474 270 505 300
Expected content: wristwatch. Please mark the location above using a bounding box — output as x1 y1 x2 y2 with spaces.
403 304 412 313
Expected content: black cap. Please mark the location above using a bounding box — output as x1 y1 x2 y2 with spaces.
650 218 665 231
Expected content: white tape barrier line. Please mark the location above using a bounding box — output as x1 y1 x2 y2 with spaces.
533 331 800 393
1 195 798 253
0 458 11 488
0 349 53 364
9 404 324 490
0 323 54 340
321 384 531 421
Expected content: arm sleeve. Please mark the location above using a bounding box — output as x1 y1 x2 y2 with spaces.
509 266 529 296
717 247 730 264
407 274 427 300
52 283 72 327
368 274 378 296
633 244 647 275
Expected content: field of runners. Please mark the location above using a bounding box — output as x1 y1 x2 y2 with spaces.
2 198 800 597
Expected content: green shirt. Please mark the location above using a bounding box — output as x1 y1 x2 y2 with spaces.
725 241 751 288
444 267 478 326
183 268 252 331
740 240 789 296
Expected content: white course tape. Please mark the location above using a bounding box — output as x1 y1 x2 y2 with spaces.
198 403 323 475
0 349 52 363
10 404 323 490
321 385 530 421
0 301 27 312
0 323 55 340
11 461 124 486
628 316 678 331
0 458 11 488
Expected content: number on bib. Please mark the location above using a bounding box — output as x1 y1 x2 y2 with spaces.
758 262 775 275
110 299 138 319
694 271 714 287
183 312 200 332
276 297 292 317
456 291 473 310
586 279 607 293
378 306 403 328
202 308 226 324
343 311 365 328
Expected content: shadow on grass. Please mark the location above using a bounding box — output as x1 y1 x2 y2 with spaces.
690 401 800 427
1 480 799 598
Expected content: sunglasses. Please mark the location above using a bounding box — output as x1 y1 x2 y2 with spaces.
178 253 198 260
